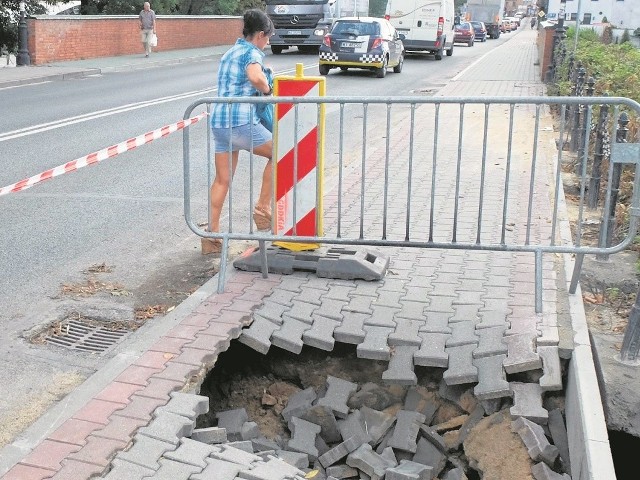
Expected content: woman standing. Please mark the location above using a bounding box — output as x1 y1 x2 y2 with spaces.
205 9 275 254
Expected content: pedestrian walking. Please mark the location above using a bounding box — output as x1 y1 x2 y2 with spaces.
139 2 156 58
203 9 275 254
530 17 536 29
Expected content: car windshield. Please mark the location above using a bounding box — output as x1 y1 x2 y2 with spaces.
332 22 379 36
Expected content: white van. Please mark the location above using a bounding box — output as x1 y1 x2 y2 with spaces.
385 0 456 60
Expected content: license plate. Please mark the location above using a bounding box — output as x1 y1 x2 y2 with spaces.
341 42 359 48
287 30 302 35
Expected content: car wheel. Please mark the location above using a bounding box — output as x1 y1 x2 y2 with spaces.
376 56 388 78
340 66 348 71
446 43 453 56
319 64 330 76
393 54 404 73
468 39 474 47
271 45 283 55
299 46 319 54
434 47 443 60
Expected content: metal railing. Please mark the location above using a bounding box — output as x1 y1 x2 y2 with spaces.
183 95 640 313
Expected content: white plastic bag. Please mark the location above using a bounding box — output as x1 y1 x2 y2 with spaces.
150 34 158 47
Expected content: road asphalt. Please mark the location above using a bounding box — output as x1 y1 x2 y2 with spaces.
0 29 632 480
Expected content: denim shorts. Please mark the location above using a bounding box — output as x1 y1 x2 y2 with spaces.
212 123 272 153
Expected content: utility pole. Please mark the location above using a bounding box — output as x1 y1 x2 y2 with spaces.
573 0 582 53
16 1 31 66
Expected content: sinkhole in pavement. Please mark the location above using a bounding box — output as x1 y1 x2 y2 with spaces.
195 340 570 479
609 429 639 480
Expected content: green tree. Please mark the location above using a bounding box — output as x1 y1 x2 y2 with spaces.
621 29 631 44
0 0 52 52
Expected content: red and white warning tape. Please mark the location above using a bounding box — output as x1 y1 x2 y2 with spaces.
0 112 208 197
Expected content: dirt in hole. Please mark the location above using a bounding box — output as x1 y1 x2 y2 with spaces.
197 342 569 479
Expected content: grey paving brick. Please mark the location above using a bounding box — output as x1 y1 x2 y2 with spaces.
253 301 289 325
401 286 431 303
344 295 375 314
475 311 508 329
288 417 322 461
386 459 433 480
419 313 452 334
116 434 176 470
216 408 249 442
318 434 369 468
479 298 511 315
302 405 342 444
303 316 341 351
156 392 209 421
252 437 282 453
387 410 426 453
453 292 484 305
473 355 511 401
276 450 310 469
191 426 227 444
443 344 478 385
404 387 437 423
388 319 423 346
191 457 243 480
238 315 279 354
503 333 542 374
103 459 156 480
338 409 370 444
283 387 318 423
412 437 446 476
373 289 404 309
395 300 429 320
430 282 459 297
295 286 325 306
424 295 455 313
211 445 262 466
278 275 309 292
448 304 481 324
326 464 359 479
547 409 570 474
347 382 404 411
509 382 549 425
271 317 312 354
382 345 418 385
360 406 396 446
334 312 368 344
347 443 397 480
364 306 399 328
445 322 479 347
505 317 539 336
512 416 559 466
227 440 255 453
380 445 398 466
538 346 562 391
357 326 394 361
379 278 408 292
138 410 195 446
266 289 298 307
531 462 571 480
141 458 201 480
284 300 319 324
351 281 381 297
537 325 560 346
418 425 447 454
316 298 348 321
414 332 449 368
472 326 508 358
239 456 305 480
161 439 218 469
241 421 260 440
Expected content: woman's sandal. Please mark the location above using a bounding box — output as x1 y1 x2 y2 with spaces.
201 237 222 255
253 205 272 231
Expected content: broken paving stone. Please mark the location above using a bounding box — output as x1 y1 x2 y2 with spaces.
388 410 426 453
346 443 397 480
512 416 559 467
412 437 447 477
360 406 396 446
288 417 322 461
348 382 405 411
326 464 359 479
403 386 438 423
282 387 318 423
386 459 434 480
317 376 358 419
215 409 249 442
302 405 342 444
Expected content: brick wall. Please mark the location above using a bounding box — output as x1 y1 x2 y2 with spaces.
537 25 556 82
27 15 243 65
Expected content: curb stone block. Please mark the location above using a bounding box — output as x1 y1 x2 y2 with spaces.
303 316 341 351
238 315 279 354
414 332 449 368
271 317 312 354
509 382 549 425
382 345 418 385
404 386 438 423
283 387 318 423
512 416 559 466
302 405 343 444
537 346 563 391
388 410 426 453
216 408 249 441
547 409 570 473
360 406 396 446
357 326 394 361
103 458 156 480
346 443 396 480
472 354 511 401
443 344 478 385
412 437 447 476
288 417 322 461
156 392 209 421
318 376 358 419
137 410 195 445
503 333 542 374
386 459 434 480
531 462 571 480
142 458 201 480
191 457 243 480
163 437 219 468
191 426 228 444
318 433 370 468
115 434 176 470
338 410 370 443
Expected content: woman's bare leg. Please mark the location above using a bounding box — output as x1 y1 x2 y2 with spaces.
209 150 239 233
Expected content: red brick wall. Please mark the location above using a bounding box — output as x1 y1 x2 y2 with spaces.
538 25 556 82
27 16 243 65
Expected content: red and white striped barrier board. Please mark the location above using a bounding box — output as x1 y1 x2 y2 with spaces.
0 112 207 197
273 64 325 251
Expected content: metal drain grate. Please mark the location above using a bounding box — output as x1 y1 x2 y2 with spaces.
45 319 130 353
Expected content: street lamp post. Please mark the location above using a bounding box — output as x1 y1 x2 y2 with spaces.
16 1 31 66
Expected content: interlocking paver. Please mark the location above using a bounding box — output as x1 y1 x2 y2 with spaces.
301 405 342 444
473 326 508 358
191 457 243 480
115 434 176 470
357 325 394 360
364 306 399 328
346 443 396 480
473 354 511 401
140 458 201 480
337 410 369 443
445 322 479 347
343 294 375 314
531 462 571 480
475 311 508 329
102 459 156 480
386 459 433 480
318 376 358 419
315 298 348 321
424 295 455 313
510 382 549 425
66 435 127 467
374 290 404 309
420 312 452 334
448 304 481 324
503 333 542 374
538 346 562 391
211 445 261 466
443 344 478 385
388 319 423 346
387 410 426 453
215 408 249 441
537 325 560 347
253 301 289 325
512 416 559 466
303 316 341 351
547 409 571 473
155 392 209 422
238 314 279 354
283 300 318 324
271 317 311 354
288 417 321 461
318 434 369 468
333 312 367 344
282 387 317 423
163 438 218 467
505 317 539 336
412 437 446 476
382 345 418 385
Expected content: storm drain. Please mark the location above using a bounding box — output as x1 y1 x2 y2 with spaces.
36 317 131 353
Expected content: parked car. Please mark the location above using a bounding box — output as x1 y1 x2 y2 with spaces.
501 19 512 33
504 17 518 30
453 22 475 47
470 21 487 42
318 17 405 78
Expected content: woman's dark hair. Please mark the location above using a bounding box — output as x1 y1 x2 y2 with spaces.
243 9 274 38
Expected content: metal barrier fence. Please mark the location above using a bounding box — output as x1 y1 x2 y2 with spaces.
183 95 640 313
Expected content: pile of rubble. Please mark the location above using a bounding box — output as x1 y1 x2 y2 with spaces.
104 373 572 479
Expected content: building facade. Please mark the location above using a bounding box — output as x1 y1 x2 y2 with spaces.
546 0 640 30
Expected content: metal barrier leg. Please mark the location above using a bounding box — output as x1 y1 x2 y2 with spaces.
259 240 269 279
619 287 640 364
216 237 230 294
535 251 543 313
569 253 584 295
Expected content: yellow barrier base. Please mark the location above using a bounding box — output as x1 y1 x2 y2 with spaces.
273 241 320 252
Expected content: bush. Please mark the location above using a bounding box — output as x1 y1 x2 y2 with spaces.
621 29 631 44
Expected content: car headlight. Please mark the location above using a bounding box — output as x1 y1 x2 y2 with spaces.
314 28 327 36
